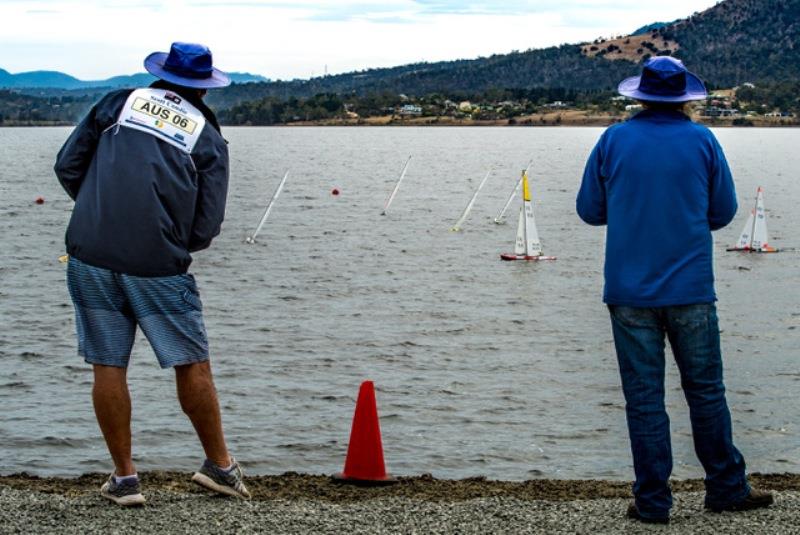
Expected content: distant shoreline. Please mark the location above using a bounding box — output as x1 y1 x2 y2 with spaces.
3 114 798 128
277 111 800 128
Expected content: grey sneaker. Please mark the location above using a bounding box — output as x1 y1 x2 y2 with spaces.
192 458 251 499
100 474 146 506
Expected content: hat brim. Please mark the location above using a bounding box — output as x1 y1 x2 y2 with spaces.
618 70 707 102
144 52 231 89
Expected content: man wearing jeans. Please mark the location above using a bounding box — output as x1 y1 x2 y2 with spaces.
55 43 249 505
577 56 772 523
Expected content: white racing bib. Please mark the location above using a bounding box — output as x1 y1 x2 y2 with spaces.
118 88 206 153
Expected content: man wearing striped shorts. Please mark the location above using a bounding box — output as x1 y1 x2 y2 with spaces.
55 43 249 505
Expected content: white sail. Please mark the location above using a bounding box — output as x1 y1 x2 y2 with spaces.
523 202 542 255
514 207 526 255
730 186 776 252
733 210 756 250
246 170 289 244
750 187 770 250
451 169 492 231
500 170 555 261
381 155 412 215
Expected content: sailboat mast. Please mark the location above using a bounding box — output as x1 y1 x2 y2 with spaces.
451 168 492 231
381 155 412 215
749 188 759 250
521 171 530 255
494 160 533 224
246 170 289 244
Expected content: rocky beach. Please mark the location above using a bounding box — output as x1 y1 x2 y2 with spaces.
1 472 799 534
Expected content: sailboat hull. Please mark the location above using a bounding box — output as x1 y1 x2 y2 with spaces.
500 253 557 261
725 246 779 253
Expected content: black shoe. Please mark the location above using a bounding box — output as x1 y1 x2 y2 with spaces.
706 489 774 513
626 502 669 524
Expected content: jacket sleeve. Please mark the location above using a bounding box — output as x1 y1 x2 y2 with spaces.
707 136 737 231
576 137 607 226
53 104 103 200
189 132 229 252
54 90 128 200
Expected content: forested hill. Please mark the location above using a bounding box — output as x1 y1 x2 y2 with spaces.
206 0 800 109
662 0 800 86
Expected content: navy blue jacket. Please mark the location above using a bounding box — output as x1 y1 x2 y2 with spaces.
55 87 229 276
576 110 737 306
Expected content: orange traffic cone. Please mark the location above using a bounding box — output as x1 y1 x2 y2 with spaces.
333 381 396 485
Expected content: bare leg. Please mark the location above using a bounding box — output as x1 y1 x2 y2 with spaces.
175 361 231 467
93 364 136 476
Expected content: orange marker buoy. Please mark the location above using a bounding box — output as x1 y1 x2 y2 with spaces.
35 196 45 204
333 380 396 485
331 188 340 196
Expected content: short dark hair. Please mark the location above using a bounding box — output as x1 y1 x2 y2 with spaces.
638 100 688 113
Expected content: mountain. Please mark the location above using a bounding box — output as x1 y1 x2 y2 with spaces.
660 0 800 86
0 69 269 90
205 0 800 108
631 22 674 36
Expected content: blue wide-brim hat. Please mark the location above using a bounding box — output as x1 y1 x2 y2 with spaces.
144 42 230 89
618 56 707 103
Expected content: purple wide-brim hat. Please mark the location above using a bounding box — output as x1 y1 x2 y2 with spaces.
618 56 707 103
144 42 230 89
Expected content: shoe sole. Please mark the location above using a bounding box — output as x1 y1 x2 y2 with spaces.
191 472 250 499
100 484 146 506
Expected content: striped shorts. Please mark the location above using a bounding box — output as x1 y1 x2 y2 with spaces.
66 257 209 368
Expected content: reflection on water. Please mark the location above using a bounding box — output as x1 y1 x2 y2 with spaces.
0 126 798 479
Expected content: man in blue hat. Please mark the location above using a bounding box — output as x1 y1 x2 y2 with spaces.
577 56 773 523
55 42 249 505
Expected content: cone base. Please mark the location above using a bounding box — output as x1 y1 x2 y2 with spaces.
331 472 398 487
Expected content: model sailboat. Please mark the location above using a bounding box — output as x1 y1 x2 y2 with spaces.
727 186 778 253
500 170 556 261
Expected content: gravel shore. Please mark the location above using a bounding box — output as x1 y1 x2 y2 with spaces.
1 473 798 534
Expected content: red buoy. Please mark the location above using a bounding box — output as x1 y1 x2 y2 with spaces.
34 196 45 205
331 188 340 196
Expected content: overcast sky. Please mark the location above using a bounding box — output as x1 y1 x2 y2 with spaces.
0 0 719 80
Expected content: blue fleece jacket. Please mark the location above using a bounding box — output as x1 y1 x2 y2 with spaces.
576 109 737 307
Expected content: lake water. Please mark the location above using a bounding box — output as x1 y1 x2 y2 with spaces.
1 126 798 480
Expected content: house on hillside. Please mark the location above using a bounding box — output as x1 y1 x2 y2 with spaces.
701 106 740 117
398 104 422 116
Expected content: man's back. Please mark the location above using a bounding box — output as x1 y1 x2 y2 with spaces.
55 86 229 277
577 109 737 307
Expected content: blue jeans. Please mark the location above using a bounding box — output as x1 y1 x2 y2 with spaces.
608 303 749 518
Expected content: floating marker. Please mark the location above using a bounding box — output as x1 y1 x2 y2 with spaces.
727 186 779 253
381 156 412 216
451 169 492 232
500 170 556 261
35 196 45 205
332 187 340 196
494 160 533 224
246 170 289 244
